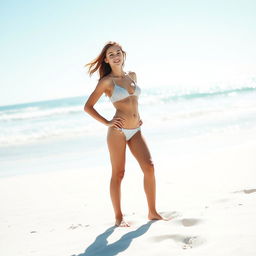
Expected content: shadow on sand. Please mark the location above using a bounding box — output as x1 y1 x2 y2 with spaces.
74 220 156 256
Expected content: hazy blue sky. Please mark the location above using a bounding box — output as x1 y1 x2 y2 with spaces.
1 0 256 106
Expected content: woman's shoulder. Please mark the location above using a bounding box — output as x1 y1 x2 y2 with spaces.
92 76 113 97
98 75 113 88
127 71 137 82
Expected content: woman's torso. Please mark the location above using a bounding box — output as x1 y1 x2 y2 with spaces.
107 73 141 128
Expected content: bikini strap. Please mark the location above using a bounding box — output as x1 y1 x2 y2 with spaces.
126 72 137 85
112 78 116 86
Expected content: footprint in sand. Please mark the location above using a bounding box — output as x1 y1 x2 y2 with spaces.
68 224 90 230
182 236 205 249
181 218 202 227
160 211 182 220
214 198 230 203
151 234 205 249
214 188 256 206
171 218 202 227
234 188 256 194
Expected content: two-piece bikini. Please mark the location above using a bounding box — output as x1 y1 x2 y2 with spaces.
109 73 141 141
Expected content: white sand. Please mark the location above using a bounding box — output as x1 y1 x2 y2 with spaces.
0 137 256 256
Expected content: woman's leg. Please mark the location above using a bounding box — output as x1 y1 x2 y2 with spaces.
128 131 163 220
107 127 128 226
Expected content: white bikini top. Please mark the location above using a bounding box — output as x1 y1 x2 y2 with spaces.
109 73 141 103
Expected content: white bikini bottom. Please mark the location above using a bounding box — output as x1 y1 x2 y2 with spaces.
119 127 141 141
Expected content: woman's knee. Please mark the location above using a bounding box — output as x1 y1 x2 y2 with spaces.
111 169 125 181
141 159 155 174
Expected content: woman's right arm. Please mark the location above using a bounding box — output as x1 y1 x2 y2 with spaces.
84 80 124 128
84 80 109 125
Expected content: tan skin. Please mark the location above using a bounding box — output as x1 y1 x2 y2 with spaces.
84 45 164 227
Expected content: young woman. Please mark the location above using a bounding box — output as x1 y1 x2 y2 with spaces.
84 41 163 227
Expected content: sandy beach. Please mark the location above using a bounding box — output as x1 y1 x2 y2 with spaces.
1 131 255 256
2 0 256 255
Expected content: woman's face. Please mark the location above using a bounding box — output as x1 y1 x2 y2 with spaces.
105 45 124 67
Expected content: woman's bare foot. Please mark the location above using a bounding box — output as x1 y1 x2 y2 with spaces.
148 211 167 221
115 218 130 227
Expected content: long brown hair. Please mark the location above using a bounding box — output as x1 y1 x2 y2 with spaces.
85 41 126 80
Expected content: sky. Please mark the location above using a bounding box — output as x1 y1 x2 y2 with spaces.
1 0 256 106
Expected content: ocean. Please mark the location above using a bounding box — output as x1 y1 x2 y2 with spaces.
1 80 256 177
